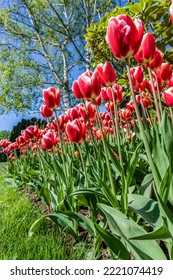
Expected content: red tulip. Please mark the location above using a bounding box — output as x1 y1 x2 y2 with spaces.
167 73 173 88
162 87 173 107
136 92 152 108
120 108 132 121
126 101 135 113
106 15 144 60
96 62 116 86
134 33 156 65
76 104 87 120
66 107 79 121
73 71 101 102
40 105 53 118
72 80 84 100
156 62 172 81
43 87 60 109
130 66 144 85
106 84 123 105
66 119 86 143
42 131 58 149
100 87 109 101
149 48 164 70
0 139 11 148
86 102 96 119
22 126 40 141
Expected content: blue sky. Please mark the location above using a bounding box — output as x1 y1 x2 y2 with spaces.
0 112 41 131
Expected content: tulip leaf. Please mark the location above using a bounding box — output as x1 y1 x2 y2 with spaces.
128 194 162 228
56 211 95 236
94 223 130 260
98 203 166 260
29 213 78 239
129 222 172 240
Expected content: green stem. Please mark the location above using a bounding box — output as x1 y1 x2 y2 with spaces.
148 66 161 124
78 144 89 188
95 105 119 207
126 64 160 188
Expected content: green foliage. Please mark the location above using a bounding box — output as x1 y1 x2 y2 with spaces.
85 0 173 68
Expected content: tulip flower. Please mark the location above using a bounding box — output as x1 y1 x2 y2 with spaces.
96 62 116 86
129 66 144 85
40 105 53 118
43 87 60 109
66 119 86 143
72 80 84 100
42 131 58 149
66 108 79 121
156 62 172 81
126 101 135 113
0 139 11 148
86 102 96 119
120 108 132 121
134 33 156 65
149 48 164 70
106 15 144 60
22 126 40 141
136 92 152 108
162 87 173 107
106 84 123 105
167 73 173 88
73 71 101 102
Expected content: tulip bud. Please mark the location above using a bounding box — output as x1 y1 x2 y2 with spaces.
96 62 116 86
106 15 144 60
74 151 79 158
43 87 60 109
40 105 53 118
134 33 156 65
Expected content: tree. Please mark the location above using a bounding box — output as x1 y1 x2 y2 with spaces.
9 117 47 142
0 0 118 114
0 130 11 140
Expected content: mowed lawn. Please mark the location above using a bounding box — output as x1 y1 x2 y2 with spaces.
0 162 92 260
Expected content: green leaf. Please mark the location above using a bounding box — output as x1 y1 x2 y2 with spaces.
128 194 163 228
29 213 78 239
56 211 95 236
129 222 172 240
95 223 130 260
98 203 166 260
130 3 142 14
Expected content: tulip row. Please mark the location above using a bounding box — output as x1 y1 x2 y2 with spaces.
1 11 173 259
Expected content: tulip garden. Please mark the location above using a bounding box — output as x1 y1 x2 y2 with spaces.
1 6 173 260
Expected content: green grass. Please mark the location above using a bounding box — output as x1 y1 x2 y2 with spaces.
0 165 93 260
